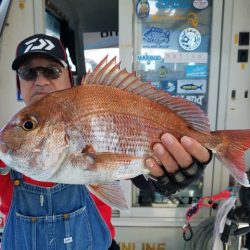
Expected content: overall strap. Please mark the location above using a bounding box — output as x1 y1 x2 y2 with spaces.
10 170 23 181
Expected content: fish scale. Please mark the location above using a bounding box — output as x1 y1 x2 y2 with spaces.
86 114 155 156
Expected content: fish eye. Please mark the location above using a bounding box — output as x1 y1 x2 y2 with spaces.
21 116 38 131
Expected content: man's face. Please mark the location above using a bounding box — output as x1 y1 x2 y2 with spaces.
18 56 71 105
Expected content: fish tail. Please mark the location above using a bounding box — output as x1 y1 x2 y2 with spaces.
213 130 250 187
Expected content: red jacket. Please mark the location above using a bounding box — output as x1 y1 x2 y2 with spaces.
0 160 115 238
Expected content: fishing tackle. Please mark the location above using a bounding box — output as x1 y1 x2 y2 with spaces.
182 187 238 241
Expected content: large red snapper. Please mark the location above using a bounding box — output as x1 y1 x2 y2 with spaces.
1 56 250 208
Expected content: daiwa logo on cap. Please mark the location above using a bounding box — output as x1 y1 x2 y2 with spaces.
12 34 68 70
24 38 55 53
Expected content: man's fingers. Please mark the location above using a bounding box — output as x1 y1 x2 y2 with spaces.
160 133 193 168
145 158 164 177
180 136 210 163
152 143 179 173
146 134 210 178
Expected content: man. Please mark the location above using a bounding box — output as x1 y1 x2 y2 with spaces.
0 34 211 250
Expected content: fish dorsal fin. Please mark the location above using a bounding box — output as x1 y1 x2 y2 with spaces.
81 57 210 133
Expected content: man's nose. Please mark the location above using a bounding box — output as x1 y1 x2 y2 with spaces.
34 73 50 86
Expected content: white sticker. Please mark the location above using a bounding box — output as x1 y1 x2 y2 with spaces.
179 28 201 51
64 237 73 244
193 0 209 9
164 52 208 63
177 79 207 94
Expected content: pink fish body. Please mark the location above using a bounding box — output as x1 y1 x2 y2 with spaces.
1 56 250 208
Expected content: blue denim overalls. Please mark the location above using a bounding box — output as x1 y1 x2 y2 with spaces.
2 170 111 250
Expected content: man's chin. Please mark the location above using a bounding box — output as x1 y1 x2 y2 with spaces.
30 93 48 103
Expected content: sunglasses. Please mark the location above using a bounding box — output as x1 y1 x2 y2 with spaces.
17 66 62 81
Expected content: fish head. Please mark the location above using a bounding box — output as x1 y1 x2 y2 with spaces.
0 99 69 180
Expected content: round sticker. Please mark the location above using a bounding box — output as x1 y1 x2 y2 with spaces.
193 0 208 10
179 28 201 51
136 0 150 19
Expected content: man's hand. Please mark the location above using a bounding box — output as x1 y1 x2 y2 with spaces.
145 133 212 195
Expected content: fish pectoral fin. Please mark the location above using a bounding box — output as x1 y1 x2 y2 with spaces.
73 151 141 170
81 144 96 154
92 152 143 166
87 182 128 210
69 152 96 169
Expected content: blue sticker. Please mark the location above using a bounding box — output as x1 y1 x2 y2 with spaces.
143 27 170 48
136 0 150 19
156 0 192 9
164 81 176 93
179 28 201 51
185 65 208 78
152 81 176 93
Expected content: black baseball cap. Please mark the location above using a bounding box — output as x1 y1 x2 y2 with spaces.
12 34 68 70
